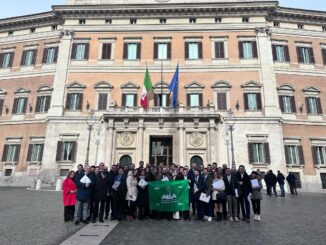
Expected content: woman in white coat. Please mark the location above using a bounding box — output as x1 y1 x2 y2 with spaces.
126 169 138 221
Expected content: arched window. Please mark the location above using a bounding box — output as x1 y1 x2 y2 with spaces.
190 155 203 167
119 155 132 166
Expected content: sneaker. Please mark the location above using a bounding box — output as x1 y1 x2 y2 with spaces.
229 217 234 222
257 215 261 221
235 217 240 222
207 217 212 222
254 214 257 221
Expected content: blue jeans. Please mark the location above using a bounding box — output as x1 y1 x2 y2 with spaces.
279 184 285 196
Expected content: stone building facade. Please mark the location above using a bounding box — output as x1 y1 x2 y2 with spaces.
0 0 326 192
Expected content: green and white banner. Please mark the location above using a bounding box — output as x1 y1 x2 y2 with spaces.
148 180 189 212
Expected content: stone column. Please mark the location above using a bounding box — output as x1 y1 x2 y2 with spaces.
255 27 280 117
48 30 74 117
178 119 185 166
209 118 217 163
136 119 144 163
105 119 114 167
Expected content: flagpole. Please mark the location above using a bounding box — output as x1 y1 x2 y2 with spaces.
161 60 163 107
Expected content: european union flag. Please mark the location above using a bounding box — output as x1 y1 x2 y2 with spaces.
169 64 179 108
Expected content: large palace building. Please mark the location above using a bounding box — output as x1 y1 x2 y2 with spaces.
0 0 326 192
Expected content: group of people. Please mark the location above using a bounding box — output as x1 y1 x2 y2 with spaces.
263 170 298 196
62 161 296 225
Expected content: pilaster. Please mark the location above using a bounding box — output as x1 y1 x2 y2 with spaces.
48 30 74 117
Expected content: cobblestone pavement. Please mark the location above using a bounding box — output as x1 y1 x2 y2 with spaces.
0 187 84 245
101 193 326 245
1 188 325 245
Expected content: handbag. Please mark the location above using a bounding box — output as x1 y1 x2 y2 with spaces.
216 191 226 202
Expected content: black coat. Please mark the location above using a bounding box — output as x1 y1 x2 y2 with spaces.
112 174 127 200
136 177 149 206
235 172 252 197
107 171 117 195
175 173 184 181
265 172 277 185
193 175 206 200
223 174 239 196
94 172 109 201
277 173 285 185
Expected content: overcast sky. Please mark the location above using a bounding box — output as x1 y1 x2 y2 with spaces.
0 0 325 19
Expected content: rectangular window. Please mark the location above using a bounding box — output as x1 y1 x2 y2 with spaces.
0 52 14 69
217 92 227 110
101 43 112 60
248 142 270 164
56 141 77 162
124 43 141 60
239 41 257 59
285 145 304 165
27 144 44 162
279 96 296 113
128 43 137 60
297 47 314 64
154 94 169 107
21 49 36 66
188 43 199 59
306 97 322 115
71 43 89 60
214 42 225 59
36 96 51 113
12 97 28 114
125 94 135 107
43 47 58 64
244 93 262 111
158 43 168 60
98 93 108 110
316 147 325 165
66 93 83 111
187 93 203 107
154 42 171 60
272 45 290 62
185 42 202 60
321 173 326 189
2 144 20 163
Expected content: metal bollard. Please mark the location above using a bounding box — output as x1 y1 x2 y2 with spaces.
35 179 42 190
55 178 62 191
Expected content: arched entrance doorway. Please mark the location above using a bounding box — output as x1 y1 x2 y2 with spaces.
119 155 132 166
190 155 203 167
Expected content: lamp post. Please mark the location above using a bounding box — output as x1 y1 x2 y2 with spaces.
93 121 102 165
224 109 236 169
222 127 231 168
85 111 97 167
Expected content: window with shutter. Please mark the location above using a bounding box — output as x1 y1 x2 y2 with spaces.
322 49 326 65
297 145 305 165
264 143 271 163
1 144 9 162
26 144 33 162
0 99 4 116
56 141 63 162
215 42 225 59
248 143 254 164
101 43 112 60
217 93 227 110
98 93 108 110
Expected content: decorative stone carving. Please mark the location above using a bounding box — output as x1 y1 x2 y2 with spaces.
119 132 134 146
189 132 204 147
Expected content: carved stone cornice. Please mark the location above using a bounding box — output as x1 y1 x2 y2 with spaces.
0 12 62 32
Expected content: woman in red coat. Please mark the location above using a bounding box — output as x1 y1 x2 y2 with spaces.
62 171 77 222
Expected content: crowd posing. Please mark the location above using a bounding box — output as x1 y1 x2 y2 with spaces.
62 162 298 225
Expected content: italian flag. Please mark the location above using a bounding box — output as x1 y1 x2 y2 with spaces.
140 67 154 109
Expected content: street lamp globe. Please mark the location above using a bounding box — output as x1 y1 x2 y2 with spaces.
225 109 236 128
86 111 97 128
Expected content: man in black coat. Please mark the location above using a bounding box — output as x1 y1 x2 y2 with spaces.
265 170 278 196
111 167 127 221
223 168 240 221
187 163 198 216
193 170 206 221
286 172 298 195
277 170 286 197
92 168 109 223
236 165 252 223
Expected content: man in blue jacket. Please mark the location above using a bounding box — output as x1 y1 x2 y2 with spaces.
75 166 94 225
